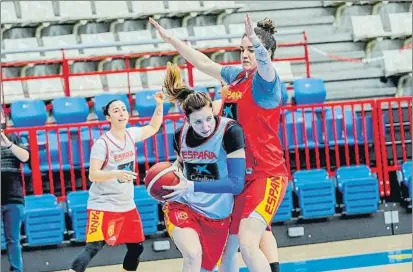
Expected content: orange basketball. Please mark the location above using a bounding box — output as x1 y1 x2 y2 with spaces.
144 161 180 201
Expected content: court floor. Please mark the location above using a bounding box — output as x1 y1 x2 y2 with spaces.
58 234 412 272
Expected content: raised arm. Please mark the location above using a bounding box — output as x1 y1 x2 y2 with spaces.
245 13 276 83
149 18 224 82
140 92 165 141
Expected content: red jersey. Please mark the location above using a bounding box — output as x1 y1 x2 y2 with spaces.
220 71 288 180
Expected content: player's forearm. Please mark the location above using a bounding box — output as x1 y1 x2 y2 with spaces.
9 144 30 163
193 158 246 195
148 103 164 132
89 170 119 182
251 38 276 82
169 36 214 72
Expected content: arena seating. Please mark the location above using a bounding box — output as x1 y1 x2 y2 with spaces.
134 90 172 117
351 15 388 42
10 100 48 128
1 220 6 250
382 49 412 77
293 169 336 219
401 161 412 200
66 190 89 241
52 96 89 124
24 194 65 247
93 93 131 121
336 165 379 215
134 186 159 235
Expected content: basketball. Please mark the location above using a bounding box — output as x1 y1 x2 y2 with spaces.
144 161 180 201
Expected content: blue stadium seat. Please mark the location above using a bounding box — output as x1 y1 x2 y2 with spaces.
52 96 89 124
272 182 293 222
135 90 171 117
94 93 131 121
136 138 156 164
132 121 156 164
336 165 379 215
214 85 222 100
69 127 102 169
67 191 89 241
402 161 412 183
293 169 336 219
24 194 65 246
324 107 344 145
10 99 48 128
324 107 374 146
19 131 71 172
1 219 6 250
134 186 159 235
155 119 184 162
293 78 326 105
401 161 412 199
284 110 305 149
284 110 324 149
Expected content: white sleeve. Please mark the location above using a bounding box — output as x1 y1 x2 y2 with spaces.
90 139 107 161
127 127 144 142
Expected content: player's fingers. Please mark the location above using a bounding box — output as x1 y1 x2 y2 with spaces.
162 185 179 191
123 170 137 177
122 173 133 182
149 17 158 27
162 190 180 199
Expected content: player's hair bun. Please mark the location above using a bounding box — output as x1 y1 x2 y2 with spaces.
257 18 277 35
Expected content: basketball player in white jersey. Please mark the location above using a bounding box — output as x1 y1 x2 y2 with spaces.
69 92 165 272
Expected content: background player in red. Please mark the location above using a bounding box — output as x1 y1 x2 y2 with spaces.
70 93 165 272
150 13 287 272
160 63 247 272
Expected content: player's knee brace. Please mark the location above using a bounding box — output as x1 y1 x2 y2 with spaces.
71 241 105 272
123 243 144 271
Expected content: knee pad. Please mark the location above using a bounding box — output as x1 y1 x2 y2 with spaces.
123 243 144 271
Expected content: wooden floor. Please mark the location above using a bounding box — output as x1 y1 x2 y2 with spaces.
56 234 412 272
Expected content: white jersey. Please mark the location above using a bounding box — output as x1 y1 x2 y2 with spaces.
87 127 142 212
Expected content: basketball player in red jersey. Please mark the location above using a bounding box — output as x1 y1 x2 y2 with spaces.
151 14 287 272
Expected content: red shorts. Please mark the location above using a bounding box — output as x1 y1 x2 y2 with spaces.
230 176 288 234
163 202 231 271
85 208 145 246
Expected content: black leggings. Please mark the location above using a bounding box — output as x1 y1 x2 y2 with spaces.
71 241 144 272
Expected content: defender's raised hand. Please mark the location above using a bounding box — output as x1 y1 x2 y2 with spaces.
149 18 173 43
244 13 260 46
153 92 166 105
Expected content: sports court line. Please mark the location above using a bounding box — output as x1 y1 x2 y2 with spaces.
235 249 412 272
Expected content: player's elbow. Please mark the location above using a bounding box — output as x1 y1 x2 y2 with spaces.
88 171 99 182
231 177 245 195
232 185 243 195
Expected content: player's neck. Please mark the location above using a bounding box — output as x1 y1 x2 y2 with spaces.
109 127 126 141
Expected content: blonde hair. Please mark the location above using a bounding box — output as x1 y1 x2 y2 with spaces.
163 62 212 118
